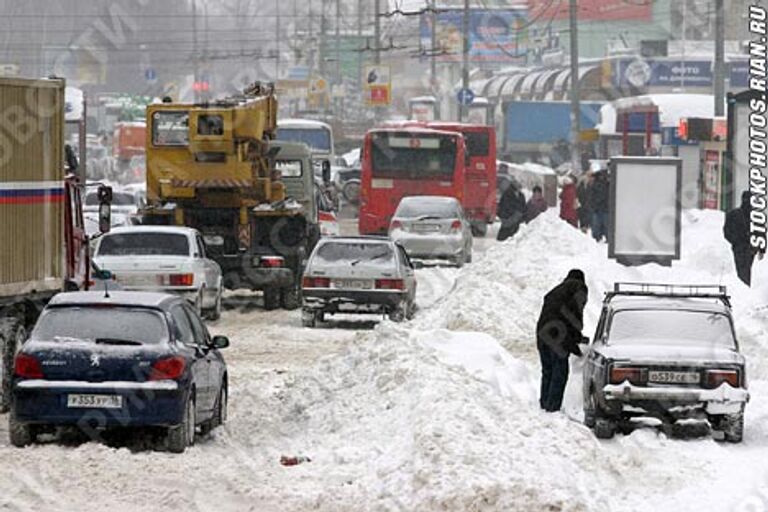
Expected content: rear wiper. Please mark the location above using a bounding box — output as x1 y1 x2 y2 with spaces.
95 338 142 346
415 215 442 221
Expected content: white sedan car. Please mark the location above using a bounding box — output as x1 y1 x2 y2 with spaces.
92 226 223 320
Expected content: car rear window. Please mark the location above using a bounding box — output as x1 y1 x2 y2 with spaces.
97 232 190 256
395 199 459 219
608 310 735 348
314 242 394 265
31 307 169 344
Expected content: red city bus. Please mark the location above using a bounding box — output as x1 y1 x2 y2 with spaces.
358 128 467 235
427 123 496 235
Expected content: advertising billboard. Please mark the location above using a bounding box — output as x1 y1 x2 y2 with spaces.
527 0 652 21
420 9 528 64
609 157 682 266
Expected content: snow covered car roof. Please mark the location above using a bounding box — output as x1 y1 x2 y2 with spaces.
102 225 200 237
606 296 731 315
49 291 181 309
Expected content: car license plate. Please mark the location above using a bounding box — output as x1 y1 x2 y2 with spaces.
414 223 440 233
648 371 701 385
333 279 372 290
67 394 123 409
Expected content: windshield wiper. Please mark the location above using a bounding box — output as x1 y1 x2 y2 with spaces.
95 338 142 346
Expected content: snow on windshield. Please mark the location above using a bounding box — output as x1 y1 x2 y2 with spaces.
608 309 735 348
31 307 169 344
315 242 395 266
97 232 189 256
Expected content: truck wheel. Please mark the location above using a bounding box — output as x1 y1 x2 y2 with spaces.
0 316 26 414
594 418 617 440
166 393 195 453
301 309 317 328
9 412 35 447
263 289 280 311
280 287 301 310
342 180 361 205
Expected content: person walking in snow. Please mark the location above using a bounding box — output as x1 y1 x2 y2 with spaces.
576 172 592 233
497 178 526 241
536 269 589 412
524 185 548 223
724 190 763 286
559 176 578 228
589 169 610 242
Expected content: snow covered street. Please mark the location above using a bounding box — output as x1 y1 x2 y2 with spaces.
2 212 768 511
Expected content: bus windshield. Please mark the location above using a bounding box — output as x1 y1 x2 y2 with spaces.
370 132 457 180
276 127 332 153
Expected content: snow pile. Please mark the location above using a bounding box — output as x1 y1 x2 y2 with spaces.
234 326 736 511
418 209 768 377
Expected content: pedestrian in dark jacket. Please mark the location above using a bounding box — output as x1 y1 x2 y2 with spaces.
497 178 526 241
724 191 763 286
589 170 610 242
536 269 589 412
576 172 592 233
559 176 578 227
524 185 548 223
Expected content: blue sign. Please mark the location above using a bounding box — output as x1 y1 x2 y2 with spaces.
457 88 475 106
614 58 752 89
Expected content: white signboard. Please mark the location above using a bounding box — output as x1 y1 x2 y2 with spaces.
609 157 682 264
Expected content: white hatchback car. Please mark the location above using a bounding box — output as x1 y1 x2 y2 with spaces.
92 226 223 320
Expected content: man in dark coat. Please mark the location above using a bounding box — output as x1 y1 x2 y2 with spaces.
497 178 526 241
576 172 592 233
536 269 589 412
524 185 548 223
589 170 610 242
724 191 763 286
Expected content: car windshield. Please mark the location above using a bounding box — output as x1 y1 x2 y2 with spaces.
608 309 736 348
315 242 394 266
85 191 135 206
31 307 169 344
97 232 190 256
396 199 458 219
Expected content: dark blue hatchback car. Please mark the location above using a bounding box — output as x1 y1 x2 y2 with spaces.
10 291 229 453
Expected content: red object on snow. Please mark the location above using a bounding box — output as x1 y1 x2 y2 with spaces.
559 181 578 227
280 455 311 466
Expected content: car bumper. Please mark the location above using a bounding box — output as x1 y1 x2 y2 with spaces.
602 382 749 415
303 289 405 314
12 380 187 427
391 232 464 259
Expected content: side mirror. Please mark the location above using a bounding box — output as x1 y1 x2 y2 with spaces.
211 335 229 349
321 160 331 185
98 202 111 234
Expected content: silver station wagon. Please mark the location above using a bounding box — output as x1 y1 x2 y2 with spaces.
583 283 749 442
301 236 417 327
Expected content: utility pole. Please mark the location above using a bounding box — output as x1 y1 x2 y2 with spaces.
335 0 342 117
319 0 327 79
374 0 381 65
192 0 199 102
568 0 581 172
430 0 437 89
275 0 281 81
714 0 725 117
358 0 364 108
460 0 470 122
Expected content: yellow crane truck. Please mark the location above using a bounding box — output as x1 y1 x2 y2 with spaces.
140 83 320 310
0 77 112 412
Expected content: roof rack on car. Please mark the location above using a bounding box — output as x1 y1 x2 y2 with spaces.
606 282 731 307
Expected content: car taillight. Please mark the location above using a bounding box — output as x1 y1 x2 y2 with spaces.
705 369 739 388
390 220 403 231
609 366 647 385
167 273 194 286
450 220 462 232
149 356 186 381
260 256 285 268
302 276 330 288
376 279 405 290
14 354 43 379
